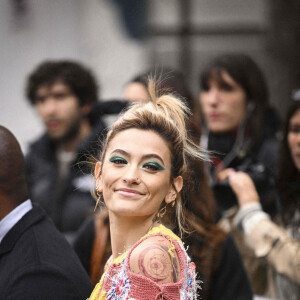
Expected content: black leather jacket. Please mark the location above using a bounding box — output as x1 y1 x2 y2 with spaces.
25 101 127 243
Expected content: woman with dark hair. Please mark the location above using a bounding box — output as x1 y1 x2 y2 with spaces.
277 99 300 215
75 70 253 299
199 54 269 147
219 99 300 299
199 54 280 215
198 53 281 295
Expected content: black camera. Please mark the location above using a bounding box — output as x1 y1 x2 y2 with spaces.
212 156 274 218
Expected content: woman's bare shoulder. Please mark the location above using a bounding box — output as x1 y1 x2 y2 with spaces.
129 235 181 284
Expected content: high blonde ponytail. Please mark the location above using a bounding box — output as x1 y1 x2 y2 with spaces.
148 77 209 163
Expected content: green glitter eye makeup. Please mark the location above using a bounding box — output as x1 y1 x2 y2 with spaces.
109 156 127 164
143 162 165 171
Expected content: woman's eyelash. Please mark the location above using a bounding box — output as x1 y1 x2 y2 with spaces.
109 157 164 171
143 162 165 171
109 156 127 164
220 83 234 91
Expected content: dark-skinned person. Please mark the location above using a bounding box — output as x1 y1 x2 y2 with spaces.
0 125 93 299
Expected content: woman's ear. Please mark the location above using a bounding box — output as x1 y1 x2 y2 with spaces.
165 176 183 204
94 162 103 191
94 161 102 178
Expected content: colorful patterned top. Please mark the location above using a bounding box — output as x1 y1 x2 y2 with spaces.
88 224 199 300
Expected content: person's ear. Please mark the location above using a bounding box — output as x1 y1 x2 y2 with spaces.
165 176 183 204
94 162 103 192
81 103 92 116
198 92 203 105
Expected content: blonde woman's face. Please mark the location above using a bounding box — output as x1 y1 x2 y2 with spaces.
95 128 182 219
124 82 150 102
288 109 300 170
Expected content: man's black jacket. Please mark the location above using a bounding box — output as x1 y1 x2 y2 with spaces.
25 104 108 242
0 205 93 299
25 101 127 242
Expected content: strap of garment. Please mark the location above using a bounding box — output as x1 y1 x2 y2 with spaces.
90 215 109 285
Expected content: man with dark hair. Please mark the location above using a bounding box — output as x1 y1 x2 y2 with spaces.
0 125 93 299
25 60 107 244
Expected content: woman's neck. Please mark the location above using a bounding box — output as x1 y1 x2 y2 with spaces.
108 212 156 259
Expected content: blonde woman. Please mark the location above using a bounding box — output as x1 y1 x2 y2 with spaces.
88 80 205 299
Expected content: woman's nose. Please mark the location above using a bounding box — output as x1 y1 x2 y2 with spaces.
122 166 140 185
207 88 220 105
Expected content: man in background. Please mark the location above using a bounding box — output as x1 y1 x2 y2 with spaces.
25 60 106 243
0 125 93 299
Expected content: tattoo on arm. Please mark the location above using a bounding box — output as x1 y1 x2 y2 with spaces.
137 244 179 283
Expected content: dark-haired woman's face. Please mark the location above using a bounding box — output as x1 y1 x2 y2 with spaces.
288 109 300 171
199 71 247 133
124 82 149 102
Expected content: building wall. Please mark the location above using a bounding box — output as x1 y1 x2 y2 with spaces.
0 0 147 152
0 0 295 152
148 0 291 119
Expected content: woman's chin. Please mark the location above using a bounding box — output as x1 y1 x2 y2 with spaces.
109 207 152 220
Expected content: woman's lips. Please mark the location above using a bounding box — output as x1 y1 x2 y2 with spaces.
115 188 144 197
209 113 221 120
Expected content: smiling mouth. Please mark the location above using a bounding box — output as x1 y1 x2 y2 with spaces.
115 188 144 197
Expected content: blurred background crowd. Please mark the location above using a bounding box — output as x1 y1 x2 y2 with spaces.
1 0 300 151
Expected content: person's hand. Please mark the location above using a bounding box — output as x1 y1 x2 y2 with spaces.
217 169 260 207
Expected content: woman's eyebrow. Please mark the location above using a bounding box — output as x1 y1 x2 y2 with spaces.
142 154 165 166
109 150 165 166
110 149 128 156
